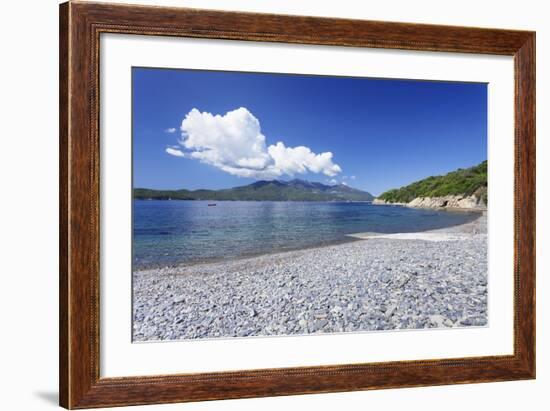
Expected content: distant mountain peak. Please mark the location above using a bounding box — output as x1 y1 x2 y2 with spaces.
249 180 286 188
289 178 308 184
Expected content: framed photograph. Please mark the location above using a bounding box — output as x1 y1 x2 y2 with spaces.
59 1 535 409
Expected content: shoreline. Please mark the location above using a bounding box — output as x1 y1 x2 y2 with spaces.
347 211 486 242
133 210 483 272
133 235 363 272
372 196 486 211
133 213 487 341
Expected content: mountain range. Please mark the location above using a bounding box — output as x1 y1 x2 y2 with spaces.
134 179 374 202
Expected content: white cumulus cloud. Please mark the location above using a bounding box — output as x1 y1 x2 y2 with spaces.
165 147 185 157
164 127 177 133
268 142 341 177
166 107 342 180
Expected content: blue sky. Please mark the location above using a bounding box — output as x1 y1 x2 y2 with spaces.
133 67 487 196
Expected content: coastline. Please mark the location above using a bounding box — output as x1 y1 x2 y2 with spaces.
133 213 487 341
132 204 482 271
372 195 486 211
347 211 486 241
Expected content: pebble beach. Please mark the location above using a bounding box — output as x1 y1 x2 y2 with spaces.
133 212 487 341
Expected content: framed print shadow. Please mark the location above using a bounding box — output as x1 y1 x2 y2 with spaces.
59 1 535 409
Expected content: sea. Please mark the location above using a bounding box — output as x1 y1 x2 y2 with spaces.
132 200 480 269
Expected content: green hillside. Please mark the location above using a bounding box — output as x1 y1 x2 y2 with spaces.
378 161 487 204
134 179 374 202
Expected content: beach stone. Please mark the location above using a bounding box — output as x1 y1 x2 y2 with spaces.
313 310 328 319
311 319 329 332
331 306 343 314
429 315 448 327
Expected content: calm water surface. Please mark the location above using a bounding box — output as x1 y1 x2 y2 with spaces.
133 200 479 269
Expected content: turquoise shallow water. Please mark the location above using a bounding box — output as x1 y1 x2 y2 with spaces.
133 200 480 269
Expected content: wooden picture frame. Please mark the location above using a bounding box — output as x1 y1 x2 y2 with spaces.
59 1 535 408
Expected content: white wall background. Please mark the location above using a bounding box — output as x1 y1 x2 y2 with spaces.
0 0 546 410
